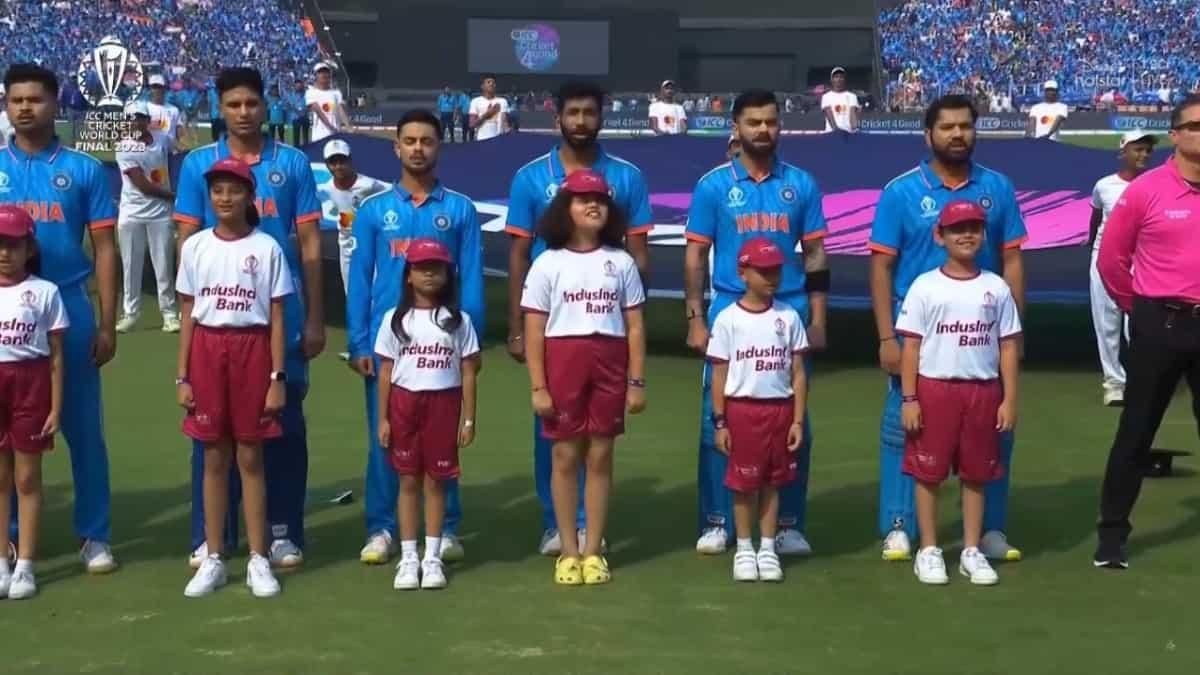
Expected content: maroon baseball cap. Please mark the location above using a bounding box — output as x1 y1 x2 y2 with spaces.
406 238 452 264
938 200 987 228
560 169 611 196
737 237 785 269
204 157 257 190
0 205 35 238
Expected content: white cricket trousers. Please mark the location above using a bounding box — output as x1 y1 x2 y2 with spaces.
118 215 178 320
338 230 352 295
1089 249 1127 389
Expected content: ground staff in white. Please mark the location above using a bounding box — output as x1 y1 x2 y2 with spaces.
316 139 388 294
116 101 178 333
1087 130 1156 405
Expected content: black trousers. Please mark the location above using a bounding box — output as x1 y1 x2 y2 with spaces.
292 120 311 146
210 118 226 142
1098 297 1200 550
440 113 455 142
461 117 472 142
268 123 286 142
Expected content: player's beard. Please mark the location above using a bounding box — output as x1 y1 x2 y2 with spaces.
738 132 776 160
931 137 974 167
560 122 599 151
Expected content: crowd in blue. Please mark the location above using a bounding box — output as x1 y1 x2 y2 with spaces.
0 0 320 119
879 0 1200 108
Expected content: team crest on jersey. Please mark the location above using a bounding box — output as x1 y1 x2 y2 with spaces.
0 172 10 193
544 183 559 200
727 185 746 208
19 290 35 308
779 186 797 204
774 317 786 336
920 195 938 217
51 172 72 192
382 210 400 230
242 254 260 276
268 170 286 187
603 260 617 277
979 195 994 210
433 214 451 231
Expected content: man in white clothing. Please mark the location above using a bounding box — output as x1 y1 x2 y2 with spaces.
1086 130 1156 406
115 101 179 333
469 76 509 141
307 63 350 143
649 79 687 135
821 67 860 132
146 74 183 144
1026 81 1069 140
317 138 389 295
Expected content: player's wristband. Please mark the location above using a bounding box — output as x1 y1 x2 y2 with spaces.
711 414 727 430
175 376 189 386
805 269 831 293
901 395 918 403
628 378 646 388
462 419 474 428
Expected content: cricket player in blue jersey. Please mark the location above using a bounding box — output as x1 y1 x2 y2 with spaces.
685 89 829 557
504 81 652 556
1 64 119 573
175 67 325 570
348 109 484 564
868 95 1026 562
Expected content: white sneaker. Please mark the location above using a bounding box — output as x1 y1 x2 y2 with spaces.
161 317 181 333
732 550 759 582
440 535 465 562
338 351 351 361
696 526 728 555
189 542 208 569
184 556 227 597
913 546 950 585
115 315 138 333
538 529 562 556
393 557 420 590
979 530 1023 562
0 565 10 597
269 539 303 568
360 531 398 565
577 528 609 555
757 549 784 582
882 530 913 561
7 570 37 600
776 529 812 556
81 540 117 574
246 554 281 598
420 558 447 589
1103 386 1124 407
959 547 1000 586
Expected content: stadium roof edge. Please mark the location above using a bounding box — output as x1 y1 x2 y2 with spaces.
322 10 378 22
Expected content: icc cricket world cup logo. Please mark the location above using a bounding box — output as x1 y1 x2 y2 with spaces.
76 36 144 108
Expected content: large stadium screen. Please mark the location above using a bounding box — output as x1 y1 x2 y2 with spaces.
466 18 610 75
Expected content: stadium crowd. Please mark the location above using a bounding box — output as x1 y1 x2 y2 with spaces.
879 0 1200 110
0 0 321 111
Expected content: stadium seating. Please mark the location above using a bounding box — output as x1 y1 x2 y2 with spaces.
878 0 1200 109
0 0 320 97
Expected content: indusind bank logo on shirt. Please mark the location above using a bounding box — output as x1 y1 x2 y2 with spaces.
735 345 789 372
200 285 257 311
401 342 454 369
563 288 618 314
936 319 997 347
0 318 37 346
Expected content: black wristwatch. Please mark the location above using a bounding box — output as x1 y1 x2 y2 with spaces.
270 371 287 383
711 413 727 430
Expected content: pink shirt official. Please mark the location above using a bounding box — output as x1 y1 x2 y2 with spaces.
1098 156 1200 312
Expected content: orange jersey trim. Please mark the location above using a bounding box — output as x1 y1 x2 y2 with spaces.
175 213 202 226
296 211 322 225
867 242 898 255
801 228 827 242
627 224 653 235
505 225 532 238
88 218 116 231
1003 235 1027 250
684 232 712 244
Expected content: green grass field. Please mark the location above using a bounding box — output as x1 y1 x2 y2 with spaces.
2 281 1199 674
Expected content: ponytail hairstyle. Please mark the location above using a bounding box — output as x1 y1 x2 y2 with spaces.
389 260 463 343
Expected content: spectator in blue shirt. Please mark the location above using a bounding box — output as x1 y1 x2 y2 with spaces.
288 79 311 146
206 81 224 142
267 84 288 142
437 86 457 142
